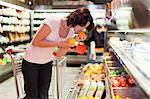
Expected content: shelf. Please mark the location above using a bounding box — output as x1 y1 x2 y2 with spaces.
108 28 150 33
1 23 30 26
0 40 30 47
33 18 45 20
0 14 30 20
0 62 12 82
33 24 41 26
109 41 150 97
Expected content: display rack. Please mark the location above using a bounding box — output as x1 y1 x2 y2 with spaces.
104 0 150 97
0 1 31 82
108 40 150 97
0 7 31 45
33 9 71 35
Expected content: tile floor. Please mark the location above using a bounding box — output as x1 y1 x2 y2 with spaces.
0 66 80 99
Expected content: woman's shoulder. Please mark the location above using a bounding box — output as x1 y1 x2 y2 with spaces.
44 17 61 23
43 17 61 28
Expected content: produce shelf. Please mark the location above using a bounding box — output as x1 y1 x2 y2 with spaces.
0 40 30 47
109 41 150 97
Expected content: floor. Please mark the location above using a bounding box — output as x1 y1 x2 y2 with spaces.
0 66 80 99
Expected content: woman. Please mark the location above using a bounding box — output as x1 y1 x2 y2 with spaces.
22 7 94 99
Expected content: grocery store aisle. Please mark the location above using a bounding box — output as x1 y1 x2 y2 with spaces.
0 66 80 99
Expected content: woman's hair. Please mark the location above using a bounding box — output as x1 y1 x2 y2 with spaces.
66 7 94 31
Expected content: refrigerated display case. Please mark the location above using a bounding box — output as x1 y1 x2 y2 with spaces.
105 31 150 98
103 0 150 98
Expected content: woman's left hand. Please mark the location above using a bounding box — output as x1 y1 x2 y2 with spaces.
55 47 70 58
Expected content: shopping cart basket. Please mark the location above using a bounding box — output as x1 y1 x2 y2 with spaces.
6 48 66 99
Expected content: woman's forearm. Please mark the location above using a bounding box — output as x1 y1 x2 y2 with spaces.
32 40 62 47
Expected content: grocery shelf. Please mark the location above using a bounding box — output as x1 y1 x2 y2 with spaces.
109 41 150 97
0 62 12 82
0 14 30 20
1 23 30 26
0 40 30 47
108 28 150 33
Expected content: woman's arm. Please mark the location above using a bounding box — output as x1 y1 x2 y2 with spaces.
55 47 70 57
32 24 69 48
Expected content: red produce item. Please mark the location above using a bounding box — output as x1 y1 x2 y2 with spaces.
128 76 135 86
111 79 120 87
75 44 87 54
119 78 127 87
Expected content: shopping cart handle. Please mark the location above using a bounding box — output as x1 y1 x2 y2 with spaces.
6 49 13 54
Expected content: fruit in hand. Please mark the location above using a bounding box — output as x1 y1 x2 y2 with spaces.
77 32 86 41
67 38 76 47
75 44 87 54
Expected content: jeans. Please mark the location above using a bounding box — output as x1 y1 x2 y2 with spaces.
22 59 53 99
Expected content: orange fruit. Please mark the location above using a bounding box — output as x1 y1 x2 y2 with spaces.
95 48 104 53
67 38 76 46
78 32 86 39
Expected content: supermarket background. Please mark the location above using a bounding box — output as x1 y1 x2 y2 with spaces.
0 0 150 99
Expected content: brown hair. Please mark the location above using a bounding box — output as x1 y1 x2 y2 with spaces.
66 7 94 31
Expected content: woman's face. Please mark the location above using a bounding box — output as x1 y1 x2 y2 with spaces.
73 21 90 33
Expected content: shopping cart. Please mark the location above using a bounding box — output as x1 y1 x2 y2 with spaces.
6 48 66 99
6 49 25 99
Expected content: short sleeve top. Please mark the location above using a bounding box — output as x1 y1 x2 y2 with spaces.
23 17 74 64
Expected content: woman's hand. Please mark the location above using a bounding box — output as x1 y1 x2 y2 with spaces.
55 47 70 58
58 41 70 48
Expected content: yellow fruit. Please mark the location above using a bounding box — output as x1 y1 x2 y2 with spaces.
67 38 76 46
115 95 122 99
87 96 94 99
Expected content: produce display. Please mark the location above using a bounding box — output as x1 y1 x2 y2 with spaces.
70 63 105 99
104 52 146 99
110 69 127 77
77 80 105 99
82 63 104 82
0 6 30 45
0 55 11 65
110 76 135 87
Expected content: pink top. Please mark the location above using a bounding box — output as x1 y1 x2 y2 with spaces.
23 17 74 64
